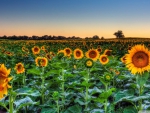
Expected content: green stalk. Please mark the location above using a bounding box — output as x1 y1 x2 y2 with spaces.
104 84 108 113
138 85 143 111
61 68 65 111
41 67 45 104
23 72 26 86
85 68 90 113
56 100 60 113
9 88 14 113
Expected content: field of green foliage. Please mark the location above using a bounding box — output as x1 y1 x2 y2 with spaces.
0 38 150 113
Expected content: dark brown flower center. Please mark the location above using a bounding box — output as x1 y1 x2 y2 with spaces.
76 51 81 57
132 51 149 68
34 47 39 52
89 51 97 58
102 57 107 62
66 49 71 54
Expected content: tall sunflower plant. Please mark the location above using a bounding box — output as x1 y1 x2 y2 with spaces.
124 44 150 111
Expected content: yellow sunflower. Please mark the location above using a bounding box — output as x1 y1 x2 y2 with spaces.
97 47 102 53
85 49 99 61
99 55 109 65
0 64 12 99
35 57 48 67
85 59 93 68
14 63 25 74
64 48 72 57
125 44 150 75
73 48 84 60
32 46 40 55
103 49 112 56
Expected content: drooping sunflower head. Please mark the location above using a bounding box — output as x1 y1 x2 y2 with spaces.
99 55 109 65
64 48 72 57
85 59 94 68
85 49 99 61
125 44 150 75
57 50 65 59
14 63 25 74
103 49 112 56
35 57 48 67
32 46 40 55
73 48 84 60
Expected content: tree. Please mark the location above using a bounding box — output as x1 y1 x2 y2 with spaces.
114 30 125 38
92 35 99 39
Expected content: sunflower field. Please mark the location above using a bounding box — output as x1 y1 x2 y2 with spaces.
0 38 150 113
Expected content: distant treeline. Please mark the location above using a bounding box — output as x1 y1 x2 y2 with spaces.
0 35 104 40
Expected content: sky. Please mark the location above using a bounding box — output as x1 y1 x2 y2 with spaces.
0 0 150 38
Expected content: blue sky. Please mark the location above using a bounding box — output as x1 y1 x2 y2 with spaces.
0 0 150 38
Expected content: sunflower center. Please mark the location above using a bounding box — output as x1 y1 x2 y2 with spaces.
132 51 149 68
34 48 39 52
102 57 107 62
76 51 81 57
18 65 23 70
106 75 110 80
66 49 70 54
89 51 97 58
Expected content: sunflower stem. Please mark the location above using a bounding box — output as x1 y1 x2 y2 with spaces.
9 88 14 113
41 67 45 104
104 84 108 113
56 100 60 113
61 68 65 111
85 68 90 113
139 85 143 111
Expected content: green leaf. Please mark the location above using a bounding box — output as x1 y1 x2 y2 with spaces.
64 105 82 113
95 88 116 103
123 106 137 113
41 108 56 113
136 71 149 87
14 96 39 112
16 87 40 97
0 101 8 112
74 98 85 105
27 68 41 75
44 69 61 77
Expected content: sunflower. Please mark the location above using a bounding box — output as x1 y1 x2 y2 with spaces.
85 59 93 68
14 63 25 74
104 73 112 82
0 64 12 99
64 48 72 57
73 48 84 59
32 46 40 55
121 55 126 64
99 55 109 65
22 46 29 53
46 54 52 60
103 49 112 56
35 57 48 67
85 49 99 61
97 47 102 53
125 44 150 75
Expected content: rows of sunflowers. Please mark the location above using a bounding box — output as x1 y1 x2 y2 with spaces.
0 39 150 113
